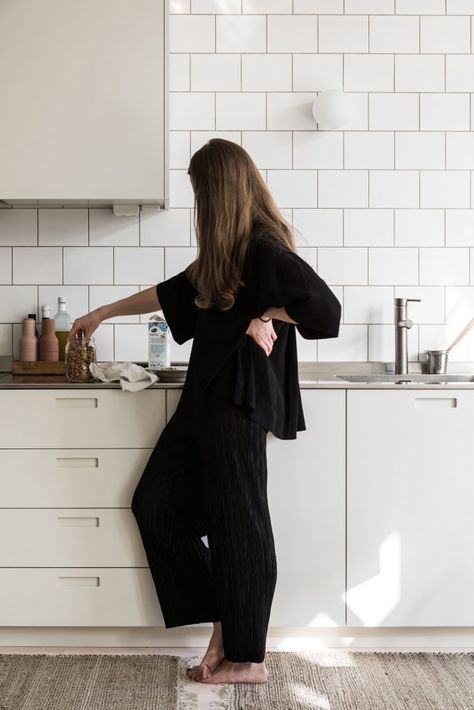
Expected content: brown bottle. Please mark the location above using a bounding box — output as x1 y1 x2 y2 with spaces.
38 305 59 362
19 317 38 361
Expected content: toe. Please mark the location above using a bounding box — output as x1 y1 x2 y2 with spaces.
200 663 211 679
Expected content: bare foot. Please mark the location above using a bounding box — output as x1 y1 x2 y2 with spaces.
197 658 269 684
186 621 225 682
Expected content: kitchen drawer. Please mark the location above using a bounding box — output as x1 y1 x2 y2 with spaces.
0 388 166 448
166 388 182 420
0 509 148 566
0 449 152 507
0 568 165 626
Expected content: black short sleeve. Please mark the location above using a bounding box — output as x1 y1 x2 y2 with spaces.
155 269 199 345
251 238 342 340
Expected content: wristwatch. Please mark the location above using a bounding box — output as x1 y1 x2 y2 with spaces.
259 316 271 322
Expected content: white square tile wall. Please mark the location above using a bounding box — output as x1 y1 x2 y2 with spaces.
2 1 474 364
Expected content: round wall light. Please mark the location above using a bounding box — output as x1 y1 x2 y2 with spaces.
312 89 352 129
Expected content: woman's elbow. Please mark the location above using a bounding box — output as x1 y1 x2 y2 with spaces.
304 298 342 340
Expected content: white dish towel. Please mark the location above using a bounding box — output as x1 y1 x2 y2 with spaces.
89 361 158 392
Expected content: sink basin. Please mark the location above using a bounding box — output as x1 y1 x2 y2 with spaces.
335 374 474 384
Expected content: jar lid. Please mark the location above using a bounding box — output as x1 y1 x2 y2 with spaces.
69 334 94 343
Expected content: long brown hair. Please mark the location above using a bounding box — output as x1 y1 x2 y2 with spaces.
186 138 296 311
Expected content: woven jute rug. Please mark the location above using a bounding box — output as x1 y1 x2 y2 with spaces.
229 650 474 710
0 653 180 710
2 650 474 710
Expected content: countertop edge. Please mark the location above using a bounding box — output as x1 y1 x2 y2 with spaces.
2 380 474 390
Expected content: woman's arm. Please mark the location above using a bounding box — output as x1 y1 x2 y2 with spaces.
98 286 160 320
251 238 341 339
260 306 297 325
68 286 161 341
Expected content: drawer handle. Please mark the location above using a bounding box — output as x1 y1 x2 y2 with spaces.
57 517 99 527
414 398 457 408
56 457 99 468
55 398 98 408
57 577 100 587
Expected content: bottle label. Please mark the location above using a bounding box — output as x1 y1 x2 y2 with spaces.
148 318 171 370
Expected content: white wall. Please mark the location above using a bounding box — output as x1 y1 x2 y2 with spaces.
2 0 474 364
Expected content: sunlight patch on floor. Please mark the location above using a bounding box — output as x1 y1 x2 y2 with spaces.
292 683 331 709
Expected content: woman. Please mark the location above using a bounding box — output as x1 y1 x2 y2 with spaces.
68 139 341 685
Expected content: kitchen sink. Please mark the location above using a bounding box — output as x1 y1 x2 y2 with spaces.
335 374 474 384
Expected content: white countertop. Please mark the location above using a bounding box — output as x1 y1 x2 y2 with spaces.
2 357 474 390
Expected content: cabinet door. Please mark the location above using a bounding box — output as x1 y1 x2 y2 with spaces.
0 389 166 448
267 389 346 627
347 389 474 627
166 388 183 421
0 449 152 507
0 509 148 567
0 0 167 204
0 569 164 626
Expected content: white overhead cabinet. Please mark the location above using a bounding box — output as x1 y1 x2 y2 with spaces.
0 0 168 209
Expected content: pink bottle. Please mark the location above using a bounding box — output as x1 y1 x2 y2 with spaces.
38 306 59 362
19 317 38 361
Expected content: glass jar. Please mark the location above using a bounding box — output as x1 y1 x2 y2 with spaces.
65 335 97 382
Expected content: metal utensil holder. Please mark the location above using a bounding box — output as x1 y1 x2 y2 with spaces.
425 349 448 374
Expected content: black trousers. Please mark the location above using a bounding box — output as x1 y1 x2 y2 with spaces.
130 397 278 663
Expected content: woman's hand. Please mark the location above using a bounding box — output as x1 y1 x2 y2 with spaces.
246 317 277 356
68 308 103 342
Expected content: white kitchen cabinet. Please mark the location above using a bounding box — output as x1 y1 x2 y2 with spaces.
0 387 167 627
165 387 183 421
0 449 152 508
347 389 474 627
267 389 346 627
0 0 168 207
164 387 346 628
0 509 148 567
0 389 165 448
0 569 164 627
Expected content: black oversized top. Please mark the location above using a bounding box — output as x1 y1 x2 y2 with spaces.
155 231 341 440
